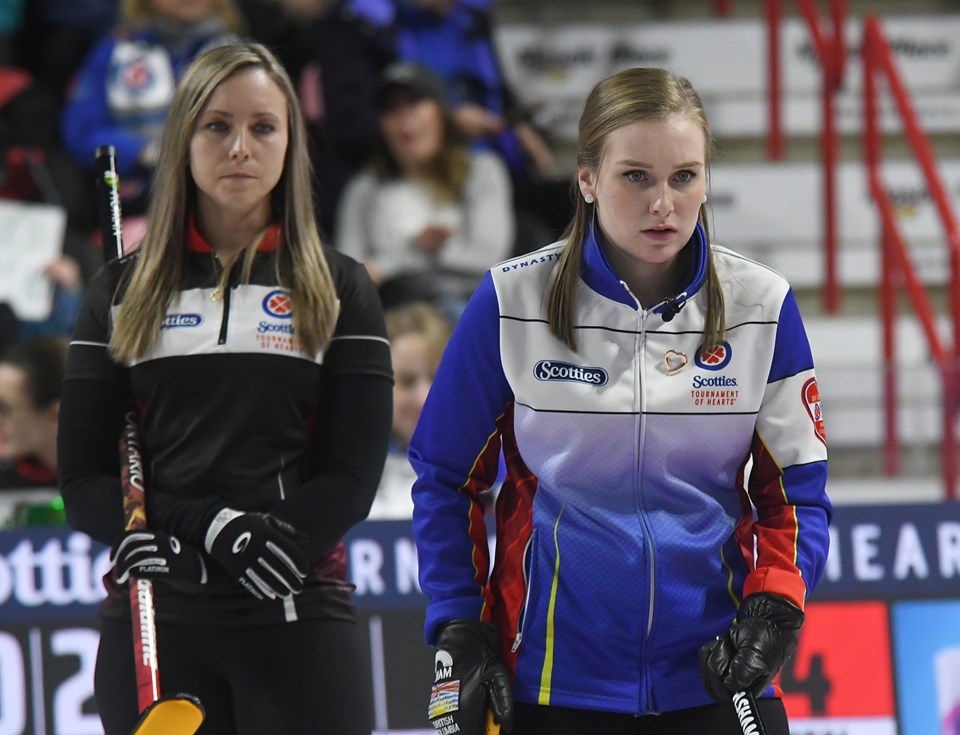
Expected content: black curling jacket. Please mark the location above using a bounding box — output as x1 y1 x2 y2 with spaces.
58 221 393 624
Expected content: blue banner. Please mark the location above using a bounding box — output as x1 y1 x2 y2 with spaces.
815 503 960 601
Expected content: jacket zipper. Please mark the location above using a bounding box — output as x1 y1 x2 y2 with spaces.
217 284 231 345
620 281 657 640
635 307 656 640
621 280 659 711
511 533 536 653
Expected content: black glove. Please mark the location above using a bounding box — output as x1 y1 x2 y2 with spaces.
699 592 805 701
111 530 208 590
428 620 514 734
203 508 309 600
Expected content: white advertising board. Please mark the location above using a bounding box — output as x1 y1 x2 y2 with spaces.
495 15 960 139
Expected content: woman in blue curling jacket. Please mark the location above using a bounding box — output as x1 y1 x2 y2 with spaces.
410 66 832 735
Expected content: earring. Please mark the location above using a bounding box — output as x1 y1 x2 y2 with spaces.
584 193 595 204
702 193 708 204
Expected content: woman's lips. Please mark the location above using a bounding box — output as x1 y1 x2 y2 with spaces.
642 228 676 241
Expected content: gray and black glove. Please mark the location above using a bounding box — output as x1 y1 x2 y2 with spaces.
428 620 514 734
203 508 309 600
699 592 804 701
111 530 208 590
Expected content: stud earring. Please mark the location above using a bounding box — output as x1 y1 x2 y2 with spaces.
702 193 708 204
584 193 595 204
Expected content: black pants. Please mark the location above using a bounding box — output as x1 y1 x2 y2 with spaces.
95 616 373 735
514 697 790 735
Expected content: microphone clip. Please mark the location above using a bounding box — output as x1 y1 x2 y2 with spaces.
660 295 687 322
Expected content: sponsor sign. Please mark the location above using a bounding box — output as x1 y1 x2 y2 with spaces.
782 601 895 720
3 502 959 732
533 360 609 386
817 504 960 601
704 158 960 290
495 15 960 139
891 600 960 735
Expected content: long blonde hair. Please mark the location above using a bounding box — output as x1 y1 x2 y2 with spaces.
547 67 725 352
110 42 339 360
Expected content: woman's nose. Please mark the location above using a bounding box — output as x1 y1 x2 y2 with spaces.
649 185 674 214
230 130 250 160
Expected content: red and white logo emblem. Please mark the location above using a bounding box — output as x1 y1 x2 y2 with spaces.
695 341 733 370
802 377 826 445
262 290 293 319
121 59 152 90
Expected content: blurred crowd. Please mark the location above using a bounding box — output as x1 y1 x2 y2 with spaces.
1 0 564 513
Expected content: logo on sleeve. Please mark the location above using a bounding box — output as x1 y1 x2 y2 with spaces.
262 290 294 319
695 341 732 370
802 377 826 445
534 360 608 386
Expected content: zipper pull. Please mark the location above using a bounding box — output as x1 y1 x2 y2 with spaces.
511 633 522 653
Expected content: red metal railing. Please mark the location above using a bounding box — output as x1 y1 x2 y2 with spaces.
714 0 733 16
766 0 847 313
862 15 960 499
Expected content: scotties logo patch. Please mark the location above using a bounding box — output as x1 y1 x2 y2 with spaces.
262 290 294 318
695 341 733 370
802 377 826 445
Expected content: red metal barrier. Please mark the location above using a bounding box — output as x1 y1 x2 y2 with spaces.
714 0 733 17
862 15 960 500
766 0 846 313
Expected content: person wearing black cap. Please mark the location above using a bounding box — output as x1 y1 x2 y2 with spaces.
335 60 514 320
375 59 448 109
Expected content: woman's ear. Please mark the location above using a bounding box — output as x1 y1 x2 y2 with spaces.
577 168 595 204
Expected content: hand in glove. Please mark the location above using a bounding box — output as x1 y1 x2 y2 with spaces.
699 592 805 701
111 530 208 590
428 620 514 734
203 508 309 600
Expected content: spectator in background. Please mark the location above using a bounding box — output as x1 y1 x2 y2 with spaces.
0 336 67 490
0 66 90 341
393 0 573 251
394 0 552 182
17 254 86 340
368 301 451 520
336 61 514 319
60 0 241 216
234 0 397 236
0 63 103 286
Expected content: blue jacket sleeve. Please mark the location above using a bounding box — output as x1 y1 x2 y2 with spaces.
745 288 833 608
410 272 512 643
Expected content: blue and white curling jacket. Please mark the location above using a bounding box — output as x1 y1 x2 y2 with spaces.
410 223 832 714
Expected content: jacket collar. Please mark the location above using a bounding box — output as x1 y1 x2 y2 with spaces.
185 212 283 254
580 219 708 320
